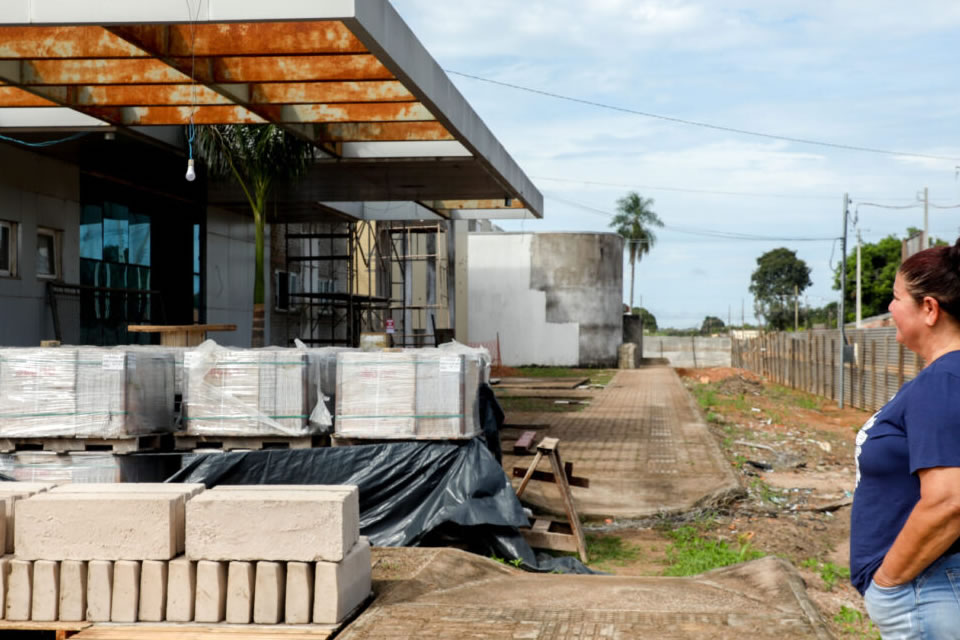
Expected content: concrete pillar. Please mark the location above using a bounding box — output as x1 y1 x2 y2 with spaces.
194 560 226 623
111 560 140 622
86 560 113 621
6 559 32 621
166 557 196 622
31 560 59 621
453 219 469 342
225 561 254 624
285 561 314 624
138 560 167 622
59 560 87 622
253 561 285 624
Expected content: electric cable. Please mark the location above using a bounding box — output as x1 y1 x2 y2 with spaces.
447 69 960 163
0 132 90 148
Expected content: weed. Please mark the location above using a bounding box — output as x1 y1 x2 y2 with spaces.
802 558 850 591
661 526 763 576
490 554 506 565
731 393 750 412
706 412 722 424
833 605 881 639
749 478 784 505
509 558 524 568
691 384 718 410
586 534 642 568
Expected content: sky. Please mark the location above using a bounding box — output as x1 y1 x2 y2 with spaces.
390 0 960 328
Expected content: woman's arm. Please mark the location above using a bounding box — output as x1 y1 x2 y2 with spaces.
874 466 960 586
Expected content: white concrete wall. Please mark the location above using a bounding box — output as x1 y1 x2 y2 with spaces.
204 206 268 347
468 234 579 366
643 336 732 368
0 144 81 346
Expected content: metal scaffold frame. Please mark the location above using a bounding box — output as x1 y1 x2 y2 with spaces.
282 219 451 348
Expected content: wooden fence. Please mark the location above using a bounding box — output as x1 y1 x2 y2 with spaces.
731 328 923 412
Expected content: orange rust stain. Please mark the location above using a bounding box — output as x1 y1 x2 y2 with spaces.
320 122 454 143
212 55 394 83
274 102 433 123
435 200 523 210
23 59 190 85
0 87 57 107
0 26 146 58
73 84 230 106
106 105 265 125
160 21 367 56
250 81 414 104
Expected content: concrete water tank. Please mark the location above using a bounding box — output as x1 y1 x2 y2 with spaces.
530 233 624 367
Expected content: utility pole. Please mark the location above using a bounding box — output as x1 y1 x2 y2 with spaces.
794 284 799 331
923 186 929 249
838 193 849 409
856 227 862 328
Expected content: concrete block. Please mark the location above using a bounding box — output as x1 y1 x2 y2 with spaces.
253 561 285 624
0 556 10 618
50 484 203 551
166 557 196 622
111 560 140 622
86 560 112 621
16 493 182 560
5 559 31 621
31 559 59 621
186 486 360 562
285 561 314 624
194 560 226 623
138 560 167 622
313 537 372 624
225 561 254 624
0 482 56 553
58 560 87 622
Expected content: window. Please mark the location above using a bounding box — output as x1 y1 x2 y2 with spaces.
36 227 60 279
0 220 18 278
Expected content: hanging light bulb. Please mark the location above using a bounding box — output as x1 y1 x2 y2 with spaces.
185 158 196 182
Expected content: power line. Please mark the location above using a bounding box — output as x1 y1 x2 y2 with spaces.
547 194 838 242
447 69 960 163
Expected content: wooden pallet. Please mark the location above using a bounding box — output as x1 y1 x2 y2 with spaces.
0 618 90 639
71 623 335 639
174 435 326 451
0 434 169 454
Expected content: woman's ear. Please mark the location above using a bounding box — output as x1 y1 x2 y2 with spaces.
923 296 941 327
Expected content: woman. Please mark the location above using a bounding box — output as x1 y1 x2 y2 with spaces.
851 239 960 638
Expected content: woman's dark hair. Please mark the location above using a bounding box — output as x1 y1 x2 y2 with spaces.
899 237 960 319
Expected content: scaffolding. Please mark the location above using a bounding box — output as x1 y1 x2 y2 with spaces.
282 220 451 348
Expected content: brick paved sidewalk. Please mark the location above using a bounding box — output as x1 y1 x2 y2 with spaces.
502 366 740 518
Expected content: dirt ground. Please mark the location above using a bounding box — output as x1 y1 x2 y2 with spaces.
578 366 877 639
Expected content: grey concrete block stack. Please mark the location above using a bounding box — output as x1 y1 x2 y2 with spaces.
0 482 370 626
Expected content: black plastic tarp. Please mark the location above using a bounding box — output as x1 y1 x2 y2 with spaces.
167 438 596 574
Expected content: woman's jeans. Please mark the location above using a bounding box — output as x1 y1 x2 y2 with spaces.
865 552 960 639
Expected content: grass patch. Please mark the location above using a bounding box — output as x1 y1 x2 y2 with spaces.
498 397 588 413
586 534 642 569
514 367 616 387
766 385 821 410
661 526 764 576
833 605 880 639
801 558 851 591
690 384 718 410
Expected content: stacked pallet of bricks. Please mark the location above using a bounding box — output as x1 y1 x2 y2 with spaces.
0 482 370 626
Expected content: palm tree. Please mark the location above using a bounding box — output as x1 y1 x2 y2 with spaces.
609 192 664 310
195 125 315 346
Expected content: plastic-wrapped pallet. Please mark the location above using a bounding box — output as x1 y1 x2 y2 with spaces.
0 347 175 438
118 345 188 398
182 342 312 437
335 350 480 439
0 452 179 483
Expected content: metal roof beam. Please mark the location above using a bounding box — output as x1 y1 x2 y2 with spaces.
318 122 453 143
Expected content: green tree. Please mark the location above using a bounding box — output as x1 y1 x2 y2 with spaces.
749 248 812 330
610 192 664 310
195 125 315 346
631 307 658 332
833 234 901 323
701 316 725 335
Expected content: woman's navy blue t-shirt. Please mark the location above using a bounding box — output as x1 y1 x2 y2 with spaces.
850 350 960 595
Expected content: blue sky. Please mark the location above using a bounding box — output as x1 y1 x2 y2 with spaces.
391 0 960 327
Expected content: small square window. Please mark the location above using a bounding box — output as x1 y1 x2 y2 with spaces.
0 220 17 278
36 227 60 280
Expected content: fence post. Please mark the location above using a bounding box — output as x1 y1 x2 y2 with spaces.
898 343 905 388
831 338 836 402
871 340 877 410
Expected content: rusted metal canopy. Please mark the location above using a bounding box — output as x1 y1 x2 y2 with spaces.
0 1 542 219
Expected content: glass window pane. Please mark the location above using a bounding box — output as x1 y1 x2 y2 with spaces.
0 225 9 271
193 224 200 274
80 205 103 260
129 213 150 267
103 203 129 264
36 233 55 277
